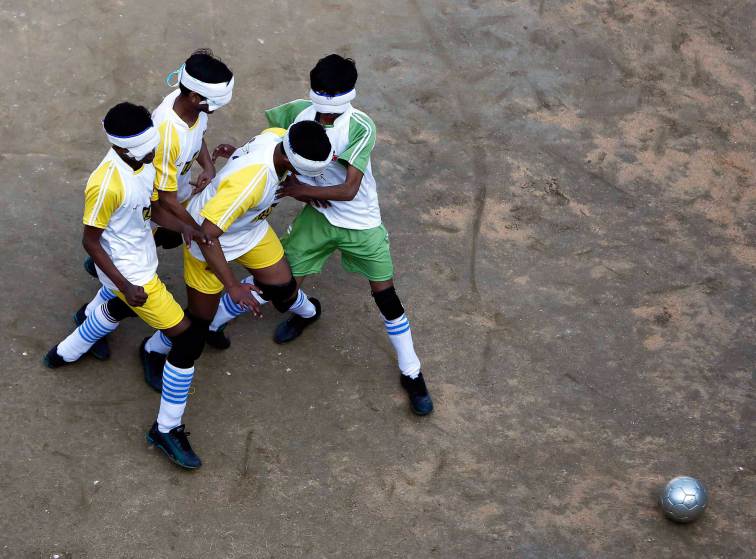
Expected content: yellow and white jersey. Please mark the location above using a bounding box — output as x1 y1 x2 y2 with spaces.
187 128 286 262
152 90 208 203
83 149 158 290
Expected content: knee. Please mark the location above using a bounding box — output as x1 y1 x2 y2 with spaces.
372 286 404 320
256 277 298 313
105 297 137 321
167 313 210 367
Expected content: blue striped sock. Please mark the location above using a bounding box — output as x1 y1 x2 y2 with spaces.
145 330 172 354
157 361 195 432
288 290 316 318
383 313 421 378
85 286 117 316
209 279 267 331
58 303 119 362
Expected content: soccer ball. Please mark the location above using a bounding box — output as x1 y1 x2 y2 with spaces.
660 476 708 523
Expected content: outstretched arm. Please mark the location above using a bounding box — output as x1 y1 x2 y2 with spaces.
150 201 211 249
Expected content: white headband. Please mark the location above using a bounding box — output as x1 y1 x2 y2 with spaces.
167 64 234 111
282 130 333 177
105 125 160 160
309 88 356 114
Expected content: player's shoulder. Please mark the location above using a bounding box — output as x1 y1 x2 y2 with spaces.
86 157 124 198
267 98 312 115
285 98 313 111
261 127 286 138
349 109 376 134
221 162 268 190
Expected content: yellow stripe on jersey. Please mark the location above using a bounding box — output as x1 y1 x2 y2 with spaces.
83 162 124 229
261 127 286 138
153 121 181 192
200 164 269 231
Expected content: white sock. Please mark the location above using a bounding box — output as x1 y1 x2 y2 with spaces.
157 361 194 433
288 289 316 318
145 330 172 354
85 286 117 316
209 275 267 331
383 313 421 379
57 303 119 362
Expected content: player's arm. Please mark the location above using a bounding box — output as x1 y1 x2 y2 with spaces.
81 226 145 306
276 165 363 202
82 177 147 306
193 139 215 193
198 220 261 315
153 122 196 225
150 201 211 249
156 189 199 227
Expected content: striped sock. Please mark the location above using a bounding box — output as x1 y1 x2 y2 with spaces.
145 330 172 354
209 276 267 332
383 313 421 379
85 286 116 317
288 290 316 318
57 303 120 362
157 361 194 433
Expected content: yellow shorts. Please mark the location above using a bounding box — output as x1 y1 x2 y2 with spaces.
183 225 285 294
114 275 185 331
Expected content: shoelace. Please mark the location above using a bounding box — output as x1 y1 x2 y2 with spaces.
171 426 193 452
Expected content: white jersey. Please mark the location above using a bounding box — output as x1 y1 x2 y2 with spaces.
152 90 208 203
265 100 381 230
187 128 285 262
82 149 158 290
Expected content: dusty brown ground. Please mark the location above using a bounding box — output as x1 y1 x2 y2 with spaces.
0 1 754 557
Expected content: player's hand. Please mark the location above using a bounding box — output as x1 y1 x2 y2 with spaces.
193 166 215 194
308 199 331 208
212 144 237 163
228 282 263 318
181 225 213 248
276 176 308 200
123 283 148 307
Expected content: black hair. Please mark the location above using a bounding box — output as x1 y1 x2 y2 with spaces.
179 48 233 95
103 102 152 136
309 54 358 95
288 121 332 161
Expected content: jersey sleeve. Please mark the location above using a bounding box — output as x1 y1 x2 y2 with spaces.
265 99 312 129
82 165 124 229
339 112 377 174
153 121 181 193
200 164 269 232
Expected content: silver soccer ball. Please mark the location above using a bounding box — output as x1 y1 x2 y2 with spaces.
660 476 708 523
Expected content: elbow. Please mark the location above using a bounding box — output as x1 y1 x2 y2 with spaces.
343 186 360 201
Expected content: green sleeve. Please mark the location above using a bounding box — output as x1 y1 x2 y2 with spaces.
264 99 312 129
338 112 377 174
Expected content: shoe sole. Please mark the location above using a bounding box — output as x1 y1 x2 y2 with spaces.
73 311 110 361
410 403 434 416
146 432 201 470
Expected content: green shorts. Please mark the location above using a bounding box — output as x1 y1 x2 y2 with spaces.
281 205 394 281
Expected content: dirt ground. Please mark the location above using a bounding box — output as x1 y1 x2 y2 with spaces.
0 0 753 557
